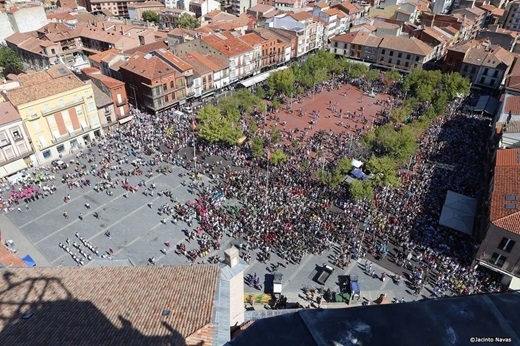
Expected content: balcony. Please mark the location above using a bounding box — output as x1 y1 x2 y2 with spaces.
13 135 24 142
0 139 11 148
41 98 85 116
116 99 128 107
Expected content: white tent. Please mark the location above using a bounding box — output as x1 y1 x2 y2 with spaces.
439 191 477 236
351 159 363 168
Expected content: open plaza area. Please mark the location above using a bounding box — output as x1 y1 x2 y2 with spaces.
0 67 503 312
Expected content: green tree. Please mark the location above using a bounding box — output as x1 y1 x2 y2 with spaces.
383 68 400 87
266 68 295 96
0 45 23 76
365 68 380 82
374 124 417 161
248 119 257 135
366 155 399 187
177 13 200 29
255 86 266 99
197 105 242 145
142 11 159 24
270 149 287 165
347 62 369 79
336 157 353 175
390 105 412 123
270 127 281 144
442 72 470 100
314 169 343 189
251 136 265 158
349 180 374 201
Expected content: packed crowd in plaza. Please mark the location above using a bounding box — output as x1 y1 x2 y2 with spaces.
0 73 501 298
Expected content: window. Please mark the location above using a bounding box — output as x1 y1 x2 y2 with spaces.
483 68 489 76
498 238 516 253
76 106 83 115
43 150 52 159
463 65 468 72
12 129 21 140
170 81 174 88
471 67 476 73
397 60 401 66
489 253 507 268
88 102 96 112
0 132 9 146
398 52 402 58
59 99 65 107
388 58 392 64
381 49 386 54
163 84 167 91
389 51 394 56
57 144 65 153
480 77 485 84
415 56 419 62
405 61 409 68
407 54 411 60
493 70 499 78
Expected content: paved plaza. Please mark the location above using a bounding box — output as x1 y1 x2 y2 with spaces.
1 82 425 307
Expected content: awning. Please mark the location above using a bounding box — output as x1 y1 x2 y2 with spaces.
350 168 367 180
474 95 499 115
119 116 134 125
351 159 363 168
22 254 36 267
438 191 477 236
509 276 520 291
239 66 289 88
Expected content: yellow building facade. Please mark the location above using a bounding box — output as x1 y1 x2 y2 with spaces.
6 66 103 164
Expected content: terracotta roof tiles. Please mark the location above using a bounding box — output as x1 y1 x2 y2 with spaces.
7 67 85 106
0 101 21 125
490 151 520 234
0 265 220 344
120 52 178 81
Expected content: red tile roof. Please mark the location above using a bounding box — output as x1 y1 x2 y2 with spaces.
0 101 21 125
120 52 178 81
490 151 520 234
202 34 253 57
7 67 85 106
504 95 520 116
0 265 220 344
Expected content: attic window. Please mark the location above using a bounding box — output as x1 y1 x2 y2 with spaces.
505 195 518 201
504 204 517 209
162 310 171 316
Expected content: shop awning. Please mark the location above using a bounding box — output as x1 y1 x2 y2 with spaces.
119 116 134 125
22 254 36 267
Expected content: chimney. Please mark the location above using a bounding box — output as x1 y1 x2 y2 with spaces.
224 247 239 268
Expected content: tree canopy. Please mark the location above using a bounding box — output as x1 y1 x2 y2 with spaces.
142 11 159 24
270 149 287 165
349 180 374 201
373 124 417 162
0 45 23 76
177 13 200 29
266 68 295 97
366 155 399 187
197 105 242 145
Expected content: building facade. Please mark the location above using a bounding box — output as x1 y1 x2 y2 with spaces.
475 148 520 289
4 66 103 164
0 101 35 178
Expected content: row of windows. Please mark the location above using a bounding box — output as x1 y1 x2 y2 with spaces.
488 238 517 269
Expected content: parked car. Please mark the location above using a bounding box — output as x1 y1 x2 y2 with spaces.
51 160 68 170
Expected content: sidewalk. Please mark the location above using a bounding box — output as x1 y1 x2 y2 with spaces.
0 213 51 267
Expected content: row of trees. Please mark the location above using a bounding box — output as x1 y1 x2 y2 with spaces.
142 11 200 29
266 51 402 98
349 69 471 200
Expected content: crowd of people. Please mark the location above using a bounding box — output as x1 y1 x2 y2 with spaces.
0 72 502 297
